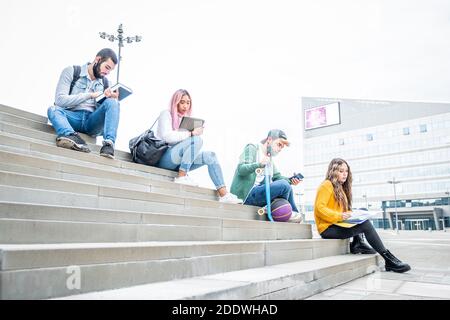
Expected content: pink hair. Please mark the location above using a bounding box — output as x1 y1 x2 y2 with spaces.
170 89 192 130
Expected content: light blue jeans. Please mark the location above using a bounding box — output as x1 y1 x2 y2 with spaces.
244 179 299 212
47 98 120 144
156 136 226 190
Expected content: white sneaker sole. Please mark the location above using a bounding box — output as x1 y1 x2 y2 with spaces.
100 152 115 159
287 213 303 223
56 137 90 153
219 199 243 204
174 181 199 187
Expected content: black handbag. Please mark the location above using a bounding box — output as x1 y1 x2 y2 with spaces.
129 117 169 166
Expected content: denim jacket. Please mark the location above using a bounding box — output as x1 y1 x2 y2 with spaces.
54 63 106 112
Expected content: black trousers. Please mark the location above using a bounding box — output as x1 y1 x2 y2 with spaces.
320 220 386 254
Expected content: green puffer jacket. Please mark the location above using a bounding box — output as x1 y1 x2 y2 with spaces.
230 143 290 202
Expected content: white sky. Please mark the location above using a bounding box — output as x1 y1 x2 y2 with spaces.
1 0 450 190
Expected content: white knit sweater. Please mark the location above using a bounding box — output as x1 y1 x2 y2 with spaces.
155 110 191 145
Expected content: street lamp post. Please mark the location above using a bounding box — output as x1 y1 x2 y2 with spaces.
362 193 368 210
387 178 401 234
99 24 142 83
444 190 449 232
295 192 305 222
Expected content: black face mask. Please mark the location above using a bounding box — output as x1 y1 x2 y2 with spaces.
92 61 103 79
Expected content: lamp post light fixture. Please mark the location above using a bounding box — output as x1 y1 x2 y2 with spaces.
99 24 142 83
387 178 401 234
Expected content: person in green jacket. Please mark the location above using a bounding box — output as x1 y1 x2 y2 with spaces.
230 129 302 220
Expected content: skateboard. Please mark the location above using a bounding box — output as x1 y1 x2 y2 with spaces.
256 147 274 222
254 145 273 222
254 168 271 218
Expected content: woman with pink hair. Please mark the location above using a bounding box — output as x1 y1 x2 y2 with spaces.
155 89 242 204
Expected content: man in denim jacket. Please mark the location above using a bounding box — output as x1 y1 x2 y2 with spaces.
47 48 119 159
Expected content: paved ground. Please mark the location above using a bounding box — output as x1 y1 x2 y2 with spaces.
307 229 450 300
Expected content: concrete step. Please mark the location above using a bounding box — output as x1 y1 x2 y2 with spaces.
0 148 219 201
0 183 264 221
0 104 48 123
0 111 51 132
0 119 128 159
0 131 177 180
0 113 96 144
0 201 219 226
0 170 262 220
60 255 379 300
0 202 312 243
0 104 144 163
0 104 98 145
0 238 349 299
0 218 222 243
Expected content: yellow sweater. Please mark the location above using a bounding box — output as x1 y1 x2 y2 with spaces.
314 180 354 234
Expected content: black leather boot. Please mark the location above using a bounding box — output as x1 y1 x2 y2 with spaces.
380 250 411 273
350 234 376 254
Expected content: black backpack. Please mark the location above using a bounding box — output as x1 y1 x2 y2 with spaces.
69 65 109 95
129 117 169 166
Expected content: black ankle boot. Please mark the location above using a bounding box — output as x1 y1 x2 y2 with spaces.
380 250 411 273
350 234 376 254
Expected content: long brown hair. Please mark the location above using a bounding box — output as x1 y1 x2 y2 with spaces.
325 158 353 211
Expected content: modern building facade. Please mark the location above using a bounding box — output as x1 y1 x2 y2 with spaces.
302 97 450 231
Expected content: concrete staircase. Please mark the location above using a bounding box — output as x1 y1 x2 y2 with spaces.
0 104 380 300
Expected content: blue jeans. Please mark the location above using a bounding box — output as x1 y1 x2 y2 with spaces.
244 179 299 212
156 136 226 189
47 98 120 144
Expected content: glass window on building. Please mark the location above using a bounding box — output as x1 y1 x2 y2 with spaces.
403 127 410 135
366 133 374 141
420 124 427 133
420 124 428 133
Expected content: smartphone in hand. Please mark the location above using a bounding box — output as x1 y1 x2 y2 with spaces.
289 172 304 181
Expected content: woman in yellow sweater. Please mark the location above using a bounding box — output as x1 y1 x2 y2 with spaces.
314 158 410 273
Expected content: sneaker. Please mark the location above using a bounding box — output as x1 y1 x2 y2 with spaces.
56 133 90 153
288 211 303 223
219 193 243 204
100 141 115 159
174 175 199 187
